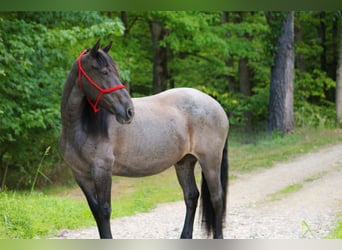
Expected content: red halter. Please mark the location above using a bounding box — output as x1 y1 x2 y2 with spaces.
77 50 125 112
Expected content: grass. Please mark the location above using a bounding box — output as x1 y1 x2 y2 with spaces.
229 127 342 174
0 191 93 239
327 218 342 239
267 183 303 202
264 171 329 203
1 127 342 239
109 171 183 218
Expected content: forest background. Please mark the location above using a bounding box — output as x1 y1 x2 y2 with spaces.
0 11 341 190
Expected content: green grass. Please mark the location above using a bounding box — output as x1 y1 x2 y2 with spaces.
0 191 93 239
327 218 342 239
109 171 183 218
267 183 303 202
0 169 184 239
229 127 342 174
303 171 327 183
264 171 329 203
1 127 342 239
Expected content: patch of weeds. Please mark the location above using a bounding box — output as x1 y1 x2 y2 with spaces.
301 220 315 238
267 183 303 202
303 171 327 183
327 216 342 239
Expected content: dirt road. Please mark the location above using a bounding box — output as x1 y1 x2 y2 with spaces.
55 143 342 239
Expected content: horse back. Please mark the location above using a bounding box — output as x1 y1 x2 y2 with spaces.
133 87 229 151
150 88 229 132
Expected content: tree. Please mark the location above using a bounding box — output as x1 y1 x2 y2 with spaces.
267 11 295 134
336 22 342 125
149 19 169 94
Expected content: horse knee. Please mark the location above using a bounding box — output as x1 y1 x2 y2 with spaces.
211 195 224 211
185 190 199 208
100 202 112 220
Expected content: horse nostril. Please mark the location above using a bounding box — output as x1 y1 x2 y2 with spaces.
126 107 134 119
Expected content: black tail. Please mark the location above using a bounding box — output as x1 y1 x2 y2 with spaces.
200 139 228 237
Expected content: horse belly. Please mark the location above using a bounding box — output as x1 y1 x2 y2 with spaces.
112 145 184 177
112 127 188 177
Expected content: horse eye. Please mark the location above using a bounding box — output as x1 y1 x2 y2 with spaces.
101 70 109 75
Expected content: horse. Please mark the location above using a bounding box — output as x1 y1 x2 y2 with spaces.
60 40 229 239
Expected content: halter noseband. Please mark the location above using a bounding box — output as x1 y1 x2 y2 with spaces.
77 49 125 112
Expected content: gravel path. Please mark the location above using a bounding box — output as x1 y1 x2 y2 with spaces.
55 143 342 239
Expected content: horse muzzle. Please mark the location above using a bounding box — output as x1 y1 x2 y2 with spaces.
115 106 134 125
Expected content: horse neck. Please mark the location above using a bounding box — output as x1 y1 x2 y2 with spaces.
61 62 85 128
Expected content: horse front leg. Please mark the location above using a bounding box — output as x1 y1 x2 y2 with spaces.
92 164 113 239
74 164 113 239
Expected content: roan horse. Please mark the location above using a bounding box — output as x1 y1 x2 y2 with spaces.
60 40 229 239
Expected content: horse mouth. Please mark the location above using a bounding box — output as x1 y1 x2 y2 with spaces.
116 115 133 125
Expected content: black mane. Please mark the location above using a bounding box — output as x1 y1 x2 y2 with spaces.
81 100 109 138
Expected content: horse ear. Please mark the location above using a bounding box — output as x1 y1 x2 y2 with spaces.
90 39 101 57
102 41 113 54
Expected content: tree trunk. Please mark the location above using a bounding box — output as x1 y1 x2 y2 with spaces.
336 24 342 126
294 12 305 72
120 11 129 36
319 12 327 73
239 57 252 96
237 12 252 97
149 21 168 94
332 14 338 81
269 12 295 134
239 57 253 127
222 11 237 93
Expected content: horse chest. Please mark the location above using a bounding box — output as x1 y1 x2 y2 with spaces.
62 133 115 174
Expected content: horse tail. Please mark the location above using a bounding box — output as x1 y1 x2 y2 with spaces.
200 139 228 236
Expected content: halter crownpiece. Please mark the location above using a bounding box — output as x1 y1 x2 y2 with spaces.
77 49 125 112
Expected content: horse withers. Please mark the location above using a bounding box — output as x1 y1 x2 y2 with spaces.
60 40 229 239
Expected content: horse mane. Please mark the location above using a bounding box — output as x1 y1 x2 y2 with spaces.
81 101 109 138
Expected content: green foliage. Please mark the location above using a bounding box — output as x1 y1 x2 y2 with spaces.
0 12 124 189
296 70 335 100
294 70 336 128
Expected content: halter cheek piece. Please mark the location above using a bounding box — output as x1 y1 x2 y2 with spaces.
77 50 125 112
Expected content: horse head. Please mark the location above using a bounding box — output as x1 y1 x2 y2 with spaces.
77 39 134 124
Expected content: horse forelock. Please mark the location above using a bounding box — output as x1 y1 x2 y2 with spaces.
96 50 120 76
95 50 107 67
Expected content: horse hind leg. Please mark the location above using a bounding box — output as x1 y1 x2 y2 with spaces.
198 145 228 239
175 154 199 239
